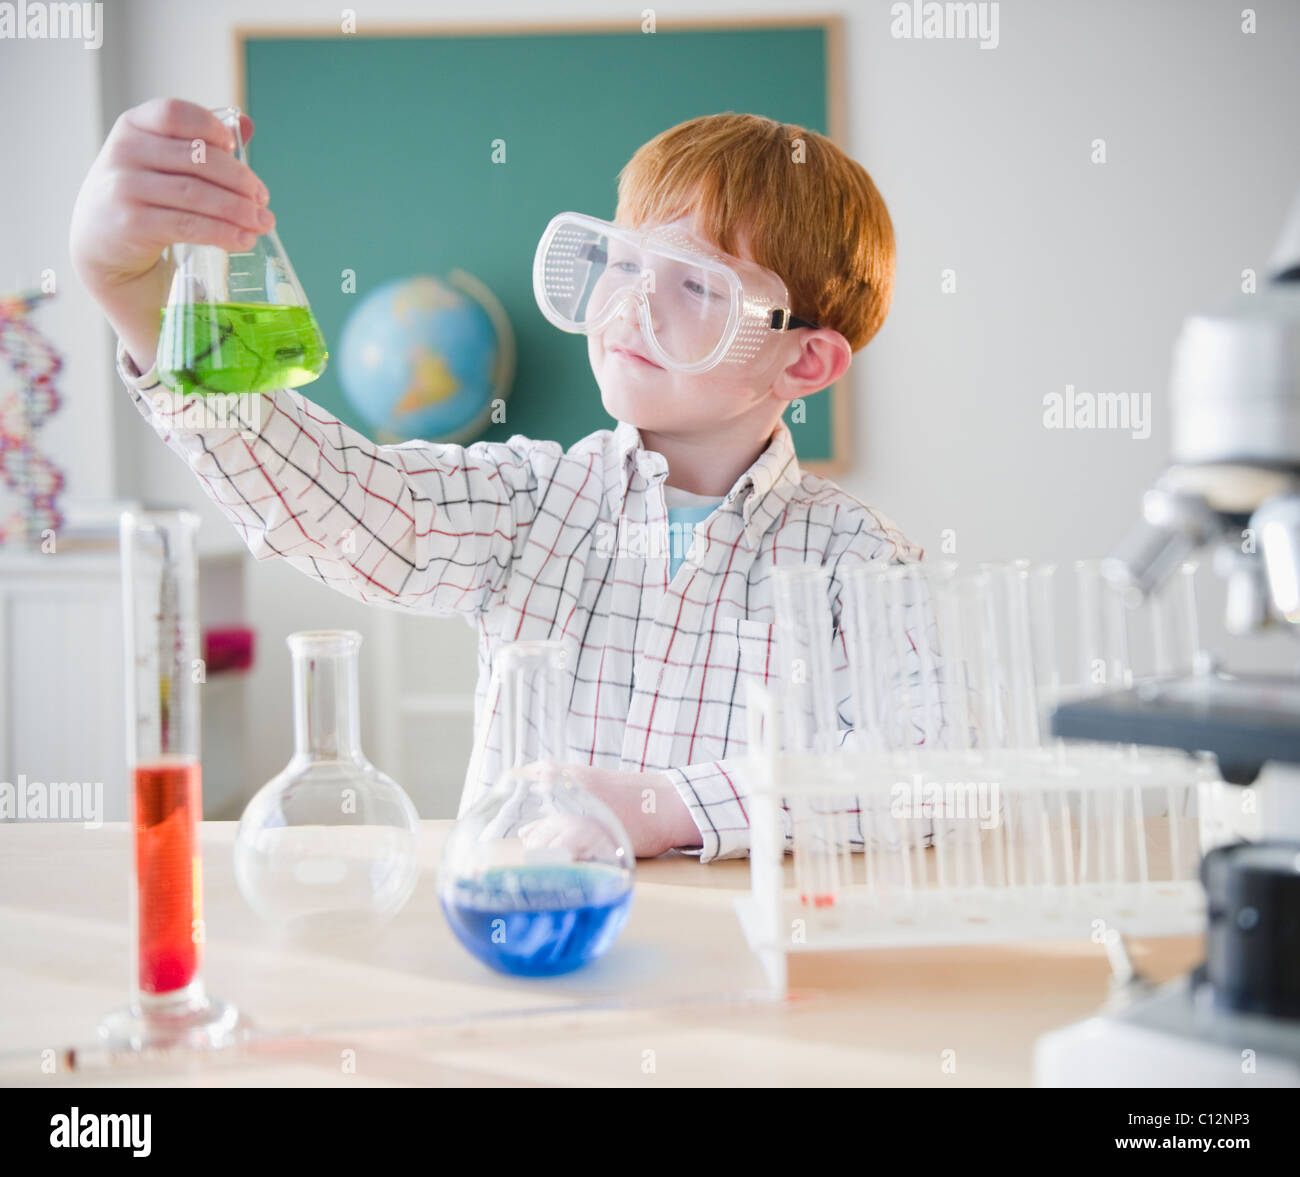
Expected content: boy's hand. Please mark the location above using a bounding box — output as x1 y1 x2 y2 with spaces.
69 98 271 370
554 764 702 858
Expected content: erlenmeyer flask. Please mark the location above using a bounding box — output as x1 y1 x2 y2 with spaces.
156 104 327 396
233 630 421 935
439 640 635 977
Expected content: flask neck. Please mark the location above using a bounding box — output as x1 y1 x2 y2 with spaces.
212 105 248 165
497 642 568 770
290 635 364 763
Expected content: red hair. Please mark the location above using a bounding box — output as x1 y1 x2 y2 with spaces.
615 113 896 350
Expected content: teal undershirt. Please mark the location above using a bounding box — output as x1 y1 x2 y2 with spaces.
667 502 722 580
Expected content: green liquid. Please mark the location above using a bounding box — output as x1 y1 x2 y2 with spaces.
157 302 328 395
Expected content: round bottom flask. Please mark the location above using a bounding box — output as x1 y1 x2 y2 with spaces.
234 631 420 936
439 641 634 977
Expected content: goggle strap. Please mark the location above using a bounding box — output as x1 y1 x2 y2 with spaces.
770 309 819 331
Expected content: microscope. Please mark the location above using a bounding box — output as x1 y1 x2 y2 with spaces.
1035 187 1300 1086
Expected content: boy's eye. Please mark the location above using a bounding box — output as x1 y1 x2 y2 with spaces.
610 260 641 274
684 278 725 300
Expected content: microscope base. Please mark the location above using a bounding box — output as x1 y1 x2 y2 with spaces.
1035 976 1300 1087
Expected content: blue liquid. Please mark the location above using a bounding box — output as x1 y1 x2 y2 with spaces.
440 864 633 977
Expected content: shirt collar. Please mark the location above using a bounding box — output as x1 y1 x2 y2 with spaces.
605 417 801 548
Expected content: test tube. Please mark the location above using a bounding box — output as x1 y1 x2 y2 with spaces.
842 560 956 754
772 565 852 907
1075 558 1133 694
772 565 840 756
998 561 1043 748
1024 562 1063 747
1149 560 1201 677
98 510 242 1052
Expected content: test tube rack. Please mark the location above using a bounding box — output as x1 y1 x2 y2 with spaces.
733 558 1222 997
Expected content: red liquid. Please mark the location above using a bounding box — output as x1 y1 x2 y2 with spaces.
133 761 202 994
799 892 837 909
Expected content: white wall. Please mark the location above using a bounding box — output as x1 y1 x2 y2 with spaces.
5 0 1299 811
0 30 114 504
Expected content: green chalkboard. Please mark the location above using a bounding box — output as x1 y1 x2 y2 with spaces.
238 18 845 470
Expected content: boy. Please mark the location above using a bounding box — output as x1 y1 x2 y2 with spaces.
70 99 924 862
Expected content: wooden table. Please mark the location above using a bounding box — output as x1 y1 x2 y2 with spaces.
0 821 1203 1086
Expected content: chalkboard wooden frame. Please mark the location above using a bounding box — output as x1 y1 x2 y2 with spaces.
233 14 851 476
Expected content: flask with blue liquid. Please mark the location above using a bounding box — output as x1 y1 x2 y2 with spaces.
439 640 635 977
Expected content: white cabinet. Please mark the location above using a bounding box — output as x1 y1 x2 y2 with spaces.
0 544 249 823
0 547 126 821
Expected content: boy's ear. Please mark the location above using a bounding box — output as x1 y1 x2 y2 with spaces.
771 328 853 402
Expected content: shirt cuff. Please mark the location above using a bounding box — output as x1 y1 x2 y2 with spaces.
663 748 955 866
115 334 271 441
116 335 162 392
661 759 754 864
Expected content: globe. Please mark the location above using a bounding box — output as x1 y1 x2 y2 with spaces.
337 273 514 444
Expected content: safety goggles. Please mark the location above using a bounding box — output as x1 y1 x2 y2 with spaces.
533 212 817 374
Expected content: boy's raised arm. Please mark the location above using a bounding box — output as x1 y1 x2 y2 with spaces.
115 342 540 619
74 97 541 620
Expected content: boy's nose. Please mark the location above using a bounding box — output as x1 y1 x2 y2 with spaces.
612 298 642 336
613 292 660 336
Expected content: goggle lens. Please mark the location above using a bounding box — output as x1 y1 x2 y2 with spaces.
544 227 734 367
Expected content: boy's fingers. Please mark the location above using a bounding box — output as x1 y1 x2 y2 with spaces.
124 97 237 153
123 171 271 237
239 112 254 144
121 129 267 203
135 204 257 253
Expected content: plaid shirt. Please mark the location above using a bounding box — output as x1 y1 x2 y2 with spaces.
116 339 925 861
